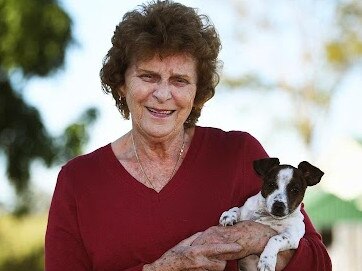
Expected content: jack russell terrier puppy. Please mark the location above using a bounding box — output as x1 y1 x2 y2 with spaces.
219 158 324 271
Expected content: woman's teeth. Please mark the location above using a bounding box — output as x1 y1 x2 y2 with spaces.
147 107 174 115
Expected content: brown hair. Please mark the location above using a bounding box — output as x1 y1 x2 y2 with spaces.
100 0 221 127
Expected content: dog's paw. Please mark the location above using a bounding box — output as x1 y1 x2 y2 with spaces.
257 254 277 271
219 207 239 226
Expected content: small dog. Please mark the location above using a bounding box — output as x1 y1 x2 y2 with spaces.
219 158 324 271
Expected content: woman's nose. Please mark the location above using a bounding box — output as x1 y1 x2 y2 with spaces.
152 82 172 102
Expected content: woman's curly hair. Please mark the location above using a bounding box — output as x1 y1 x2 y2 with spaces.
100 0 221 127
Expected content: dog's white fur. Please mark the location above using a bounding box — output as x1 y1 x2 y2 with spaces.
219 168 305 271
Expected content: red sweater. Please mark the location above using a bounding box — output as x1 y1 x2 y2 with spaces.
45 126 331 271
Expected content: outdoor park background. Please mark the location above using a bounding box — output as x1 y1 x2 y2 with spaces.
1 0 362 270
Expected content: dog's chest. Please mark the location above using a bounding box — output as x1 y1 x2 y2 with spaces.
241 196 297 233
244 208 289 232
256 213 292 232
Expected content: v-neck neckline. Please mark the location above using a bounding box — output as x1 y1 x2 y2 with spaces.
104 127 203 200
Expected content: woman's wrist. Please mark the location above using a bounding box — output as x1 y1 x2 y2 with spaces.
142 251 176 271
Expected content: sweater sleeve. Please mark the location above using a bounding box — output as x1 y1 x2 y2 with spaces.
45 167 92 271
283 206 332 270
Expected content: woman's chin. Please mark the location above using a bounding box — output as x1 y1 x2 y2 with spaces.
137 122 184 139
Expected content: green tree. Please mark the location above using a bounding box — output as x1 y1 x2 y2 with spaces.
0 0 98 214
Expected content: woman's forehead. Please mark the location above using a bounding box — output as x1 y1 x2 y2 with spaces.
132 53 197 74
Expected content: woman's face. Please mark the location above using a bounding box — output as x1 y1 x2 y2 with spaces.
120 53 197 139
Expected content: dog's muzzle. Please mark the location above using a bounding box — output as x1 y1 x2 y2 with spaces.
271 201 287 217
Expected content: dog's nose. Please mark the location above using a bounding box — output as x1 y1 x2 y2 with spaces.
272 201 286 217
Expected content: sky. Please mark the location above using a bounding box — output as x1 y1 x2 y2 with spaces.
1 0 362 209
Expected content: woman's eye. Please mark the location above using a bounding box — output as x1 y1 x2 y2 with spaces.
172 77 189 86
139 74 155 82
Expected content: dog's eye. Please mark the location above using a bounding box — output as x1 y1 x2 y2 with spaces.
290 187 300 193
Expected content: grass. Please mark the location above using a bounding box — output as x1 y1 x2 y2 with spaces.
0 214 47 271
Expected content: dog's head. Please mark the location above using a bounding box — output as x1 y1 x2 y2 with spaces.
253 158 324 219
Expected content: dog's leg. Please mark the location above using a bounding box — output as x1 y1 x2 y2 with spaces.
220 194 261 226
257 233 300 271
219 207 240 226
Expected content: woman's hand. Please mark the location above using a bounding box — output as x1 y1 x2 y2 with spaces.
192 221 277 260
143 232 241 271
192 221 295 270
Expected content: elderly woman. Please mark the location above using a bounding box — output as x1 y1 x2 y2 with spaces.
45 1 331 271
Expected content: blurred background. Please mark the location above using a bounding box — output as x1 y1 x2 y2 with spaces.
1 0 362 270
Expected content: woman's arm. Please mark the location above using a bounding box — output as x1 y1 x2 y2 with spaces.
143 232 241 271
45 168 92 271
192 208 331 271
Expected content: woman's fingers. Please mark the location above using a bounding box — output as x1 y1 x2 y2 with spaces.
190 258 227 271
179 242 241 270
151 232 242 271
172 238 240 270
199 242 241 257
192 221 277 257
178 231 203 246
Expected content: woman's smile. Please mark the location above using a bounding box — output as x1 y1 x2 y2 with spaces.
146 106 176 118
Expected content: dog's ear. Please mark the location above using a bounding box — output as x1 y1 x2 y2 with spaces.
253 158 280 177
298 161 324 186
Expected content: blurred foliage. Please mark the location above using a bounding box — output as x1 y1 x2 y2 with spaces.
0 0 98 214
304 189 362 230
0 80 56 193
0 0 71 77
226 0 362 147
57 107 98 161
326 1 362 66
0 215 46 271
